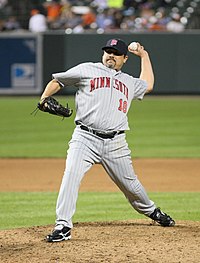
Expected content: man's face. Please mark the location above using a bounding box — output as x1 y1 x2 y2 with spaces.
102 48 128 71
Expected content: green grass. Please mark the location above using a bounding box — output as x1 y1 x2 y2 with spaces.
0 97 75 158
127 96 200 157
0 192 199 230
0 96 200 158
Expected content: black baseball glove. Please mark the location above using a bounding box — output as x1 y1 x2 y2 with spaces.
37 96 73 118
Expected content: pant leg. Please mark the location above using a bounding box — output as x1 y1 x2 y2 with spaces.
56 128 100 228
102 134 156 216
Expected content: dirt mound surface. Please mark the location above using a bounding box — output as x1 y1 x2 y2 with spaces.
1 158 200 192
0 220 199 263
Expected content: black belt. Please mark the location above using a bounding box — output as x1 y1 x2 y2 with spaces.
75 121 125 139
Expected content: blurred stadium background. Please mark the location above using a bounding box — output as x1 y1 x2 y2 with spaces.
1 0 200 32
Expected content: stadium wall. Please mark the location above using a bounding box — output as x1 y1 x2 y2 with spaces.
0 32 199 95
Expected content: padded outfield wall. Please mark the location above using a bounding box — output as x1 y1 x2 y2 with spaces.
43 32 200 95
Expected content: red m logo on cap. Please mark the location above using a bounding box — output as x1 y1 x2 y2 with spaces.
110 39 117 46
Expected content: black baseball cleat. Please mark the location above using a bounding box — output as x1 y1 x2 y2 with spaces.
46 225 71 242
149 208 175 227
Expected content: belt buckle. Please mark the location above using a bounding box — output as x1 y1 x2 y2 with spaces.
99 131 115 139
88 127 94 134
96 130 104 136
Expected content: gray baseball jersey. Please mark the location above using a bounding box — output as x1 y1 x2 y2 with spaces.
53 62 156 229
53 62 147 131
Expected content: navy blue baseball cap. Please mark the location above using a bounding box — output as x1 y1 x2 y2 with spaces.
102 39 128 55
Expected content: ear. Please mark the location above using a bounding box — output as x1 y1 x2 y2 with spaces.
124 55 128 63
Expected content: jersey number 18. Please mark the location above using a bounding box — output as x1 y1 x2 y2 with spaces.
118 99 127 113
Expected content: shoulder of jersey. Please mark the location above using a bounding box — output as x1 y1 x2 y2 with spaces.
77 62 103 69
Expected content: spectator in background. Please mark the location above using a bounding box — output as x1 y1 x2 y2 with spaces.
4 16 21 31
120 7 135 31
138 2 155 30
166 13 185 32
44 0 62 27
62 10 83 31
0 19 6 31
29 9 48 32
96 8 115 30
113 8 124 29
155 7 171 27
148 16 166 31
82 7 96 29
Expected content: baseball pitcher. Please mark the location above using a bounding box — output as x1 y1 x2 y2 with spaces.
38 38 175 242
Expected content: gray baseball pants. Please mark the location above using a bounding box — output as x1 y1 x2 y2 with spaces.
55 126 156 228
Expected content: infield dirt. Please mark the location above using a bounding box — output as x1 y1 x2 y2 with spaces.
0 158 200 263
